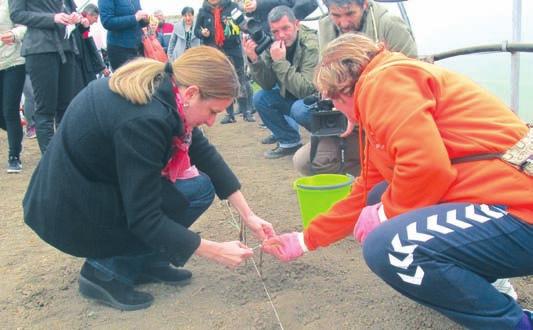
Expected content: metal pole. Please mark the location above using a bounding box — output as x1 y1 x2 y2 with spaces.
510 0 522 113
397 2 413 32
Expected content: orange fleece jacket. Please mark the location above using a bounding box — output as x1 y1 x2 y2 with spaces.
304 50 533 251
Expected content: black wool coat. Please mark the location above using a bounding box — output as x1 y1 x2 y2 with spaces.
194 0 242 56
23 76 241 266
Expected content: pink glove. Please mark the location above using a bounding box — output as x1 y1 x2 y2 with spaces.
354 203 384 244
261 232 304 262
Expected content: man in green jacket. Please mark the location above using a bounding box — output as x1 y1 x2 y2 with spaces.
319 0 416 56
243 5 319 159
292 0 417 175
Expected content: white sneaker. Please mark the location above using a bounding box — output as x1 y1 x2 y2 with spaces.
492 278 518 300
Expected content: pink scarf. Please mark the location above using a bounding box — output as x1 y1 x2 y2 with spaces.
161 85 199 182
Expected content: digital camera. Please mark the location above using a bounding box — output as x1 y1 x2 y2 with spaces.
230 8 274 55
304 95 348 137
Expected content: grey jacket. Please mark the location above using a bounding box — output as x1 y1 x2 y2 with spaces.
318 0 417 57
167 18 200 61
0 0 25 70
9 0 78 61
249 25 319 99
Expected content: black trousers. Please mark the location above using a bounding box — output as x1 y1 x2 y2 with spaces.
25 52 84 154
107 44 142 71
0 64 26 157
224 51 252 116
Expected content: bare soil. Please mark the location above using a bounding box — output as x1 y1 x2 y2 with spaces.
1 119 531 330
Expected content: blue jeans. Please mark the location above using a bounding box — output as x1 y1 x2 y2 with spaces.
87 172 215 285
290 99 312 132
254 88 306 147
362 184 533 329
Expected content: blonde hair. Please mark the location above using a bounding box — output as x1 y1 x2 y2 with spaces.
314 33 382 99
109 46 240 104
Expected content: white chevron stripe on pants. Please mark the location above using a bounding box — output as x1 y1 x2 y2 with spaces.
361 202 533 329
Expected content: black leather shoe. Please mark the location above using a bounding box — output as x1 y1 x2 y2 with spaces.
220 115 236 124
261 134 278 145
242 112 256 122
79 262 153 311
264 144 302 159
135 266 192 286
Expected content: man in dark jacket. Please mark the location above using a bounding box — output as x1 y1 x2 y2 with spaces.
9 0 85 154
98 0 149 70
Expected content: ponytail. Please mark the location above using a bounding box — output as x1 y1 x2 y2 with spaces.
109 46 239 105
109 58 166 105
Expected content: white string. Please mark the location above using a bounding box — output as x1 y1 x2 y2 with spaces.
224 200 241 230
223 202 285 330
249 257 285 330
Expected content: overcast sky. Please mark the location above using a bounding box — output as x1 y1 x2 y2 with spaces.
140 0 203 14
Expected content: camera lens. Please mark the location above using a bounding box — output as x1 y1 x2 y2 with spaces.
230 8 245 26
324 117 337 128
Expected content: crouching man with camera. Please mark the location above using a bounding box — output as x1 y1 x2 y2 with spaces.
243 5 319 159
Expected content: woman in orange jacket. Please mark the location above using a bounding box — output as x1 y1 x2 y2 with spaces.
263 33 533 329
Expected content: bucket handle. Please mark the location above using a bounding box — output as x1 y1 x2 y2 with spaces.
293 174 354 191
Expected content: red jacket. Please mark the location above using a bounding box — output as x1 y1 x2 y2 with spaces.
304 50 533 250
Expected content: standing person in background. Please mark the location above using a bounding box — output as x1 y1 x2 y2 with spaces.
9 0 85 154
77 4 108 85
98 0 149 71
167 7 200 61
1 0 26 172
154 9 173 52
23 46 275 311
147 15 167 53
263 33 533 330
195 0 255 124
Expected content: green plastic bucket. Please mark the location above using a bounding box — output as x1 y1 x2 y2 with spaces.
293 174 354 229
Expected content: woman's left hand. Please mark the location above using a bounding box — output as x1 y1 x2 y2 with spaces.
245 213 276 241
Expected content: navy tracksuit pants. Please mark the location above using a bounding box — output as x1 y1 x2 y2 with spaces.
362 184 533 329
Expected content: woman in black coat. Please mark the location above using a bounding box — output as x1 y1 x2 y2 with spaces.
23 46 275 311
195 0 255 124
